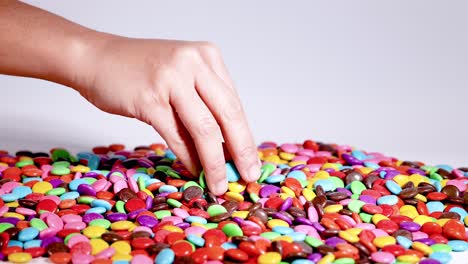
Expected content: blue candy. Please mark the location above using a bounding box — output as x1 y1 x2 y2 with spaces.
291 260 315 264
11 186 32 198
447 240 468 252
385 180 402 195
8 240 23 248
429 251 452 264
287 170 307 181
265 174 286 184
159 185 178 193
18 227 39 241
314 179 335 192
155 248 175 264
289 232 307 241
272 226 294 235
0 193 19 202
91 199 112 210
226 162 241 182
60 191 80 200
68 179 89 191
396 235 412 249
186 234 205 247
185 216 207 224
221 242 237 250
23 239 42 249
164 149 177 160
85 207 107 214
426 201 444 214
377 195 398 205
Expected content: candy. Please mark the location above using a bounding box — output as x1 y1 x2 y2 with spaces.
0 141 467 263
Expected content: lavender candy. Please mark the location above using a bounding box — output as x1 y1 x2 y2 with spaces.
279 197 293 212
106 212 127 222
136 215 159 228
82 213 104 224
259 185 281 198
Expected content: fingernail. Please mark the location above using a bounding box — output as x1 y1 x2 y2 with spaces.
247 161 261 182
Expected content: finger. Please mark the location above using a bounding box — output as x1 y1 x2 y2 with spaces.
195 67 261 183
171 88 228 195
146 104 201 177
196 42 236 91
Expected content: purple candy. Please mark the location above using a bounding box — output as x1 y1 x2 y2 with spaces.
259 185 280 198
419 259 441 264
49 179 63 188
145 196 153 210
158 192 171 197
325 237 346 247
312 222 325 232
290 164 306 171
415 238 436 246
279 197 293 211
138 158 154 168
41 236 63 248
137 215 158 228
407 168 426 176
359 195 377 204
106 213 127 222
324 168 335 173
77 184 97 196
342 153 364 166
128 209 147 220
272 212 292 225
84 171 99 178
336 188 352 196
232 217 244 225
295 217 314 226
82 213 104 224
0 217 20 225
175 222 190 229
308 253 322 263
400 221 421 232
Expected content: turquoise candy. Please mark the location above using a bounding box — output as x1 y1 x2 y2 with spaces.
314 179 335 192
18 227 39 241
426 201 444 214
91 199 112 210
385 180 402 195
23 239 42 249
287 170 307 181
377 195 398 205
272 226 294 235
159 185 178 193
447 240 468 252
291 260 315 264
8 240 23 248
86 207 106 214
289 232 306 241
265 174 286 184
186 234 205 247
429 252 452 264
1 193 20 202
396 235 412 249
226 162 241 182
155 248 175 264
60 191 80 200
11 186 32 198
351 150 367 160
68 179 89 191
221 242 237 250
185 216 207 224
164 149 177 160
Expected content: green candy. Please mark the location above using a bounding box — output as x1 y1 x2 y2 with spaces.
154 210 171 219
329 176 344 189
0 223 14 233
30 218 48 231
359 212 372 223
258 163 276 183
46 187 66 196
199 171 206 188
182 181 201 191
115 201 126 213
350 181 366 195
350 193 360 200
78 196 95 204
333 258 355 264
167 198 182 208
222 223 243 237
52 161 71 168
430 243 452 253
166 169 181 179
50 166 71 176
299 179 308 188
347 199 365 213
138 177 146 190
304 236 323 247
207 204 228 217
15 159 34 168
52 149 71 161
84 177 97 184
260 231 280 240
430 173 443 181
135 168 147 173
249 193 260 203
155 165 171 173
205 223 218 229
90 219 111 229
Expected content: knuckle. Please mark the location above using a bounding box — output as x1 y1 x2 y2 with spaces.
196 41 220 59
205 157 225 175
238 145 258 161
194 115 220 138
221 100 244 122
172 46 202 66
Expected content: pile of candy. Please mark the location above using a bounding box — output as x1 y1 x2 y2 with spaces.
0 140 467 264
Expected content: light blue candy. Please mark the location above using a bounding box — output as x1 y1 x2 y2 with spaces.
164 149 177 160
12 186 32 198
185 216 207 224
24 239 42 249
265 174 286 184
159 185 178 193
436 164 453 172
314 179 335 192
449 207 468 220
272 226 294 235
69 179 89 191
91 199 112 210
433 181 442 192
291 260 315 264
287 170 307 181
155 248 175 264
18 227 39 241
351 150 367 160
289 232 307 241
429 251 452 264
23 177 42 183
145 179 161 186
1 193 19 202
8 240 23 248
187 234 205 247
113 261 129 264
132 172 150 181
379 171 387 178
364 162 379 169
385 180 402 195
221 242 237 250
447 240 468 252
396 235 412 249
426 201 444 214
226 162 241 182
278 164 289 169
60 191 80 200
377 195 398 205
85 207 107 214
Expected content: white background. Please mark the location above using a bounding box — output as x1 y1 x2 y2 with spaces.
1 1 468 263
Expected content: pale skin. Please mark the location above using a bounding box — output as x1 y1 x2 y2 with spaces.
0 1 261 195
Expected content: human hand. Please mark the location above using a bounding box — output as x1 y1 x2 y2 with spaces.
73 34 261 195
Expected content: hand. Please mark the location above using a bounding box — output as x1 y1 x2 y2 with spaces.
74 35 261 195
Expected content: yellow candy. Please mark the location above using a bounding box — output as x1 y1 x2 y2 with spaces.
347 228 362 236
225 192 244 202
5 201 19 208
317 253 335 264
372 214 389 225
314 171 330 179
162 225 183 233
400 205 419 219
147 167 156 175
32 181 53 194
302 189 316 201
393 174 409 186
464 216 468 226
281 186 296 197
359 167 374 174
110 221 135 231
440 179 448 187
8 252 32 263
436 218 450 227
18 156 33 161
338 231 359 243
141 188 154 198
3 212 25 220
408 174 429 186
112 253 133 261
264 155 281 164
396 160 403 166
414 194 427 202
397 254 420 264
111 241 132 255
373 236 396 248
83 226 107 238
412 241 432 255
279 193 294 199
257 252 281 264
257 151 263 159
272 236 293 243
279 152 295 161
413 215 435 226
155 149 165 156
267 219 289 229
321 163 339 171
0 162 8 167
324 204 343 214
71 165 90 173
288 161 306 167
228 182 246 193
90 238 109 255
231 211 249 219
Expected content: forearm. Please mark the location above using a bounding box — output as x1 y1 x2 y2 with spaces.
0 0 102 90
